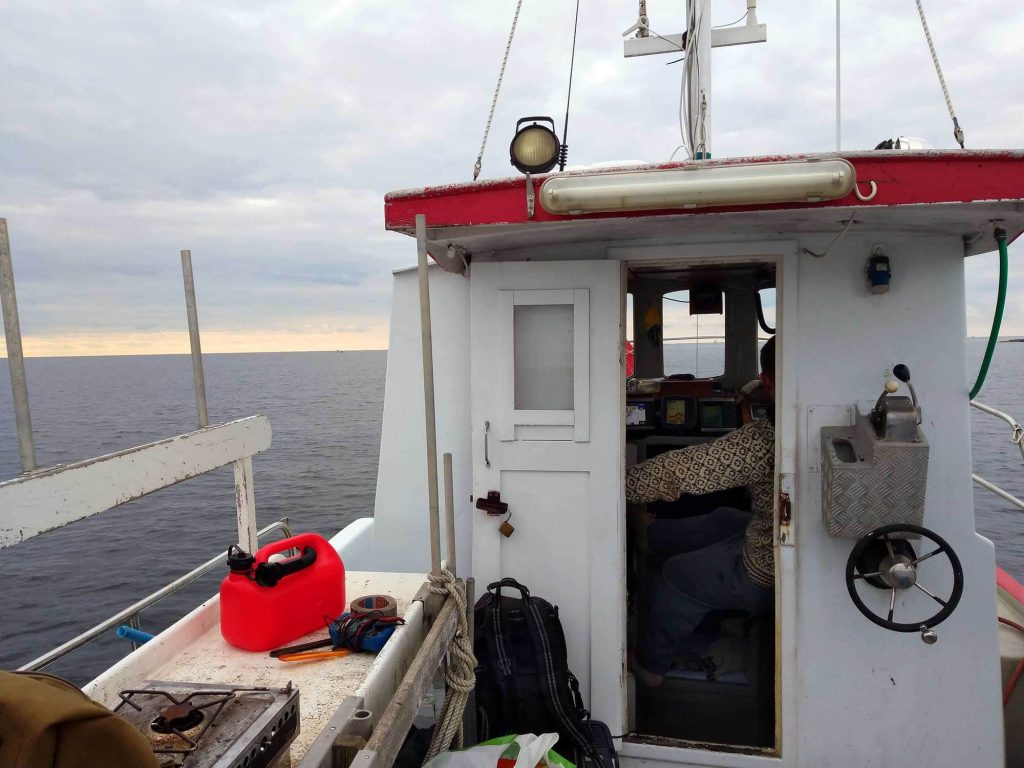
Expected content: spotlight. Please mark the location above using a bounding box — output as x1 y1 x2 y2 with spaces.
510 117 561 174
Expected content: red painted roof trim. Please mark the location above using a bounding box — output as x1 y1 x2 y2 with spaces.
384 150 1024 234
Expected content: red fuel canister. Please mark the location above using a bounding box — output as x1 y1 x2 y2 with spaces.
220 533 345 652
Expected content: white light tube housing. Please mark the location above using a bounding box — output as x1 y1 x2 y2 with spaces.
539 159 857 215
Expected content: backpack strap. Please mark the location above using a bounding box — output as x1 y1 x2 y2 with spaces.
507 583 599 762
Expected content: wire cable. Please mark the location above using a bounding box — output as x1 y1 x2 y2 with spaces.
913 0 965 148
474 0 526 180
560 0 582 171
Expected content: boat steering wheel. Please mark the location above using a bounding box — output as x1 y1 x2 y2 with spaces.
845 524 964 635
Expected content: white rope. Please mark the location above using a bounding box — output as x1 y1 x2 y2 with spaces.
474 0 525 180
422 569 477 763
913 0 965 148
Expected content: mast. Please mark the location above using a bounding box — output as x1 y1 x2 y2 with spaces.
624 0 767 159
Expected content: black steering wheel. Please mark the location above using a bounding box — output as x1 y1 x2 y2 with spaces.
845 523 964 632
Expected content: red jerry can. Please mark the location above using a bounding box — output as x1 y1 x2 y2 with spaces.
220 533 345 652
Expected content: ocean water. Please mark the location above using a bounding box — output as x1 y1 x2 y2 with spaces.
1 341 1021 684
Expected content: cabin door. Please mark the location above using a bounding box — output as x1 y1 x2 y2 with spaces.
470 259 625 731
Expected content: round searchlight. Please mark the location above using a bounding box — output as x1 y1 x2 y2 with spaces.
510 116 561 174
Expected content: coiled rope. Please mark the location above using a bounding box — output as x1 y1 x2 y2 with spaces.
913 0 965 148
473 0 525 180
422 568 477 764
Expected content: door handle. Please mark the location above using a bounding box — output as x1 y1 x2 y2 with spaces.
484 420 491 468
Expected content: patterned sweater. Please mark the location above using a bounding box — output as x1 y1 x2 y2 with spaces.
626 419 776 588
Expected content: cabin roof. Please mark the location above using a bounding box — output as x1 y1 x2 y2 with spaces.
383 150 1024 273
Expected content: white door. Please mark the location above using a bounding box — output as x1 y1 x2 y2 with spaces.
470 259 625 732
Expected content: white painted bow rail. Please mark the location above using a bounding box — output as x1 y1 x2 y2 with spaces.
0 415 272 551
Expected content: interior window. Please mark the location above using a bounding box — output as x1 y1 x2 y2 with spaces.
662 290 725 379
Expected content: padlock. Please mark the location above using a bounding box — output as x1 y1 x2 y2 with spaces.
499 520 515 538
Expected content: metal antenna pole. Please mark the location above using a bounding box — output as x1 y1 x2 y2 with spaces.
416 215 442 577
180 250 209 428
688 0 713 157
0 219 37 473
836 0 842 151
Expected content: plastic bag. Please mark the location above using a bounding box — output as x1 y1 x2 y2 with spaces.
423 733 574 768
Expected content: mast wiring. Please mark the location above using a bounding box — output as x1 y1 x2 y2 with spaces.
473 0 526 180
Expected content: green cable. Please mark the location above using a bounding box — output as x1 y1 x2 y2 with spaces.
969 229 1009 399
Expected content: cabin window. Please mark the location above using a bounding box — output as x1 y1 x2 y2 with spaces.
662 290 725 379
625 262 777 754
514 303 574 410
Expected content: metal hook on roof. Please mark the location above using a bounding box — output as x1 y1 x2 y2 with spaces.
854 180 878 202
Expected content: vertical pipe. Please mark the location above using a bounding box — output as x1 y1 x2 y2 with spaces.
835 0 842 151
443 452 457 575
180 249 209 428
416 215 442 577
0 219 37 473
688 0 712 157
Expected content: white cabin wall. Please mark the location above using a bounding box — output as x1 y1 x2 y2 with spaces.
791 234 1002 767
372 266 473 575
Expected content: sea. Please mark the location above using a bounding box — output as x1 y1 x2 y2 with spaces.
1 340 1021 684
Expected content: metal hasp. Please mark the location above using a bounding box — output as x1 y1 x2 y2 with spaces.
821 365 929 538
0 219 37 473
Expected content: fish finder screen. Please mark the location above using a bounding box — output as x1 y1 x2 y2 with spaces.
664 398 687 426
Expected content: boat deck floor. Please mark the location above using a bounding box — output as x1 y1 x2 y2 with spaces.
85 571 426 762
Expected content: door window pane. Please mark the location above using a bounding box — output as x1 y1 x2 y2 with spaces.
514 304 574 410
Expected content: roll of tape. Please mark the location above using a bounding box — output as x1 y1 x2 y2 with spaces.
350 594 398 618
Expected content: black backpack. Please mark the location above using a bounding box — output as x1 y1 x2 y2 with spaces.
473 578 606 764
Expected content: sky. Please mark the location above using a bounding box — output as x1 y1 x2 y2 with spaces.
1 0 1022 357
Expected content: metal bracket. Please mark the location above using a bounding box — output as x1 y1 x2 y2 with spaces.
525 173 535 218
475 490 509 516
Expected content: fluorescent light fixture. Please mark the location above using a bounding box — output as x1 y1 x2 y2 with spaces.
538 159 857 215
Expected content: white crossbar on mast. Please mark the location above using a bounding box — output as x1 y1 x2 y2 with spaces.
623 0 767 158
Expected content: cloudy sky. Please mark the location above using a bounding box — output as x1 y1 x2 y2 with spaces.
2 0 1022 356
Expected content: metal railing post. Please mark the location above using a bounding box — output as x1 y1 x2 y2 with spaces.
181 249 209 428
443 452 457 575
416 214 442 577
0 219 37 473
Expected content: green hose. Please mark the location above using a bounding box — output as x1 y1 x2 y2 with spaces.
969 228 1009 399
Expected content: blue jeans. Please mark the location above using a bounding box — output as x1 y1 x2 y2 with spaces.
639 507 773 674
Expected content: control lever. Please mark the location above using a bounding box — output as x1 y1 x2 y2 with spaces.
893 364 921 424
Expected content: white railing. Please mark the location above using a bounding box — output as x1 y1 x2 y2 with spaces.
971 399 1024 511
0 415 271 552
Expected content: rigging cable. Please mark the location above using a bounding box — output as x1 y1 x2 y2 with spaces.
473 0 526 180
913 0 965 148
559 0 582 171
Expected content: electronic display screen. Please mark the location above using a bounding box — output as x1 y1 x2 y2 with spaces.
626 403 647 426
664 398 687 426
701 402 725 429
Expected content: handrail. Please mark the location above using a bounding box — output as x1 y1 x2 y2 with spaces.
973 475 1024 513
18 518 293 672
970 399 1024 462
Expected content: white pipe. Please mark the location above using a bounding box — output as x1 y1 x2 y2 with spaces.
443 452 457 575
416 215 442 576
0 219 37 473
973 474 1024 512
689 0 712 157
180 249 209 428
835 0 841 151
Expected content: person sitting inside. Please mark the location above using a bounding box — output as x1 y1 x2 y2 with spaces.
627 336 776 687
